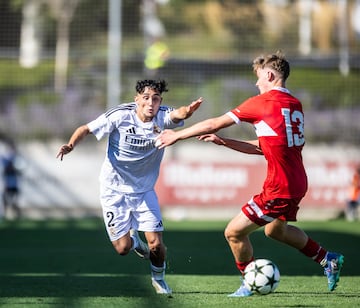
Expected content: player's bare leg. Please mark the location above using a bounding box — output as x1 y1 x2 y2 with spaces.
111 231 149 258
264 219 308 249
145 231 172 295
111 234 133 256
265 219 344 291
224 212 260 297
130 229 150 259
224 212 260 263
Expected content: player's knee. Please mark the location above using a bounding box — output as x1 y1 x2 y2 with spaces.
148 238 162 254
264 228 274 239
224 226 231 241
264 226 283 241
224 225 242 242
113 241 131 256
115 246 131 256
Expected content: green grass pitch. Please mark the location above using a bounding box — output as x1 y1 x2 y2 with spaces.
0 218 359 307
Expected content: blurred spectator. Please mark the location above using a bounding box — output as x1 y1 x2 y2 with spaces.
346 165 360 221
1 142 22 219
144 38 170 77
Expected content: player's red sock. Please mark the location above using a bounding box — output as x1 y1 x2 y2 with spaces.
299 237 327 264
236 257 254 276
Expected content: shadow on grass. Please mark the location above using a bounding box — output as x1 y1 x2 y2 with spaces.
166 227 360 277
0 275 176 308
0 218 359 276
0 275 153 297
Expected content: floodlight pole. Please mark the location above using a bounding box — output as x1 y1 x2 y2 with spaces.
338 0 349 76
107 0 122 109
298 0 312 55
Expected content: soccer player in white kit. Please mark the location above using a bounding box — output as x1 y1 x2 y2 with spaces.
57 79 203 295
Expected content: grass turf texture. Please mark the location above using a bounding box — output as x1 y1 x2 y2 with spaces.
0 219 359 307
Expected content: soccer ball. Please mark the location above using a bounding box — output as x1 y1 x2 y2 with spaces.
243 259 280 295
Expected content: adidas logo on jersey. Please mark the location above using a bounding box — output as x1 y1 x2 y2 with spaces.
126 127 136 134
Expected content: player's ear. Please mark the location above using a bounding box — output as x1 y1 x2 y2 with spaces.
267 70 275 81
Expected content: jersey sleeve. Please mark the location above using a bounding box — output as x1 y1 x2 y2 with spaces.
229 96 261 124
87 103 135 140
87 113 114 141
159 105 184 129
226 111 241 124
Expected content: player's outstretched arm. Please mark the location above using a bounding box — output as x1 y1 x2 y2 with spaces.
157 113 235 148
198 134 263 155
56 125 90 161
170 97 203 123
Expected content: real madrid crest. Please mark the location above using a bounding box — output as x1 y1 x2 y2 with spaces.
153 124 161 134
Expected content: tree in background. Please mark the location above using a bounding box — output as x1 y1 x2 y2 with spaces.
47 0 80 93
15 0 80 92
19 0 43 68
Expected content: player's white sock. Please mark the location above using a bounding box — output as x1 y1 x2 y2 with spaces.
151 262 166 280
130 234 139 251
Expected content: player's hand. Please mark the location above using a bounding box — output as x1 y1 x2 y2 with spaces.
184 97 203 119
197 134 224 145
56 144 73 161
155 130 178 149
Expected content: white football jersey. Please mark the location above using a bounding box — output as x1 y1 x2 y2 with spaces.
87 102 183 193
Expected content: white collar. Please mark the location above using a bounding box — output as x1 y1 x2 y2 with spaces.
272 86 290 94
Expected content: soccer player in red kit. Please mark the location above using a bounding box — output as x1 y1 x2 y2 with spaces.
156 51 344 297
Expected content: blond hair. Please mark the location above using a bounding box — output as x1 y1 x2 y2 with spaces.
252 51 290 81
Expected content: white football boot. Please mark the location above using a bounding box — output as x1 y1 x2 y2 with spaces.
228 279 253 297
151 262 172 295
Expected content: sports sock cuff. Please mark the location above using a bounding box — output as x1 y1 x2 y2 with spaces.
236 257 254 275
130 235 138 251
299 238 327 263
151 262 166 280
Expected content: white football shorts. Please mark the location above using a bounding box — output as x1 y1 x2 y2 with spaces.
100 187 164 242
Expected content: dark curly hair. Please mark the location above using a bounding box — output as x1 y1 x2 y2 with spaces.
135 79 169 95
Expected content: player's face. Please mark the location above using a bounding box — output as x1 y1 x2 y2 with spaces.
135 87 162 122
255 68 272 94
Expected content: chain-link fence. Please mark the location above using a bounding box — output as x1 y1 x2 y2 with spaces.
0 0 360 143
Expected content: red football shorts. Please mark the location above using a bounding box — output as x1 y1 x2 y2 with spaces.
242 194 302 226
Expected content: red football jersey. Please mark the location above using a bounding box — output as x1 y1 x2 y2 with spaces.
229 88 308 200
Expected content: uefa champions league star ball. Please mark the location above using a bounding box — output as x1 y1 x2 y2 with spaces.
243 259 280 295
